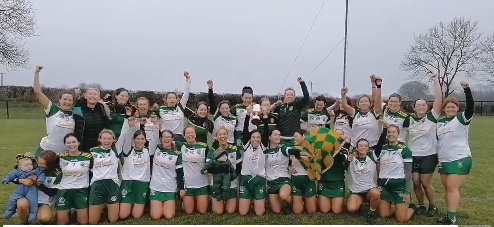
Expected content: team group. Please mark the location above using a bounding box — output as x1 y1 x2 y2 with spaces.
2 66 473 225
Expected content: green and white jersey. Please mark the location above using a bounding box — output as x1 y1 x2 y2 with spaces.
383 109 410 143
177 142 209 188
121 123 159 182
436 112 472 162
158 105 185 135
334 113 352 137
232 104 257 132
407 112 438 157
378 143 412 179
213 114 237 144
351 109 381 147
209 145 243 188
290 155 306 176
150 148 182 193
57 152 92 189
241 143 266 177
348 152 378 193
90 147 120 185
41 101 75 154
38 170 61 206
301 108 331 130
264 145 290 181
140 118 158 142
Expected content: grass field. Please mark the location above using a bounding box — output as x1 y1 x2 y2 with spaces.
0 104 493 225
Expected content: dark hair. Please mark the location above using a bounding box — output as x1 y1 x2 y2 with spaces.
333 96 352 121
269 129 280 136
242 86 253 96
356 138 369 147
388 93 402 102
296 129 307 137
413 99 427 107
58 91 74 99
315 95 326 104
111 88 131 112
196 101 208 109
219 100 230 107
160 129 176 151
387 125 401 134
39 150 59 173
63 133 78 144
133 130 147 140
164 92 179 106
183 126 197 136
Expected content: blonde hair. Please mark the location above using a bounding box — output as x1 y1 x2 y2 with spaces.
99 129 116 140
215 126 229 137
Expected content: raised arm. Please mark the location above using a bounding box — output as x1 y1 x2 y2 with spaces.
372 75 383 114
243 115 252 146
430 73 442 118
148 116 160 156
296 77 310 109
207 80 217 115
261 117 270 147
374 120 389 157
115 117 138 155
33 66 51 109
461 81 474 121
180 71 192 107
340 87 355 116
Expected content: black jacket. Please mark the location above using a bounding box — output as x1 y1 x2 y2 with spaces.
74 98 110 152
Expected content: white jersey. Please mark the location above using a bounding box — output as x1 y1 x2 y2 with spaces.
150 148 182 192
38 172 59 206
121 122 159 182
407 112 437 157
232 104 257 132
265 145 290 181
334 113 352 137
177 142 209 188
158 78 191 135
290 156 306 176
213 114 237 144
382 109 409 143
436 112 472 162
241 143 266 177
57 152 92 189
348 152 378 193
90 147 120 185
40 101 75 154
378 143 412 179
351 110 381 147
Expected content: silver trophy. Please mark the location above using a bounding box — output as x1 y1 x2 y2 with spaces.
251 104 262 125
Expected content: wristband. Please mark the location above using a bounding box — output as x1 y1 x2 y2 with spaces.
376 84 381 88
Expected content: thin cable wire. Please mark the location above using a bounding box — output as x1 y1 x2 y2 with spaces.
277 0 327 93
304 37 345 80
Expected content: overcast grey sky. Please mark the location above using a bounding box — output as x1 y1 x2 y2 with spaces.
1 0 493 96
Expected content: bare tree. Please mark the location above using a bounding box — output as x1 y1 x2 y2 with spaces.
0 0 36 69
397 81 430 101
400 17 484 98
479 33 494 82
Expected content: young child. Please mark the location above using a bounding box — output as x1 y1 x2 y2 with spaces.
201 148 235 201
2 153 47 223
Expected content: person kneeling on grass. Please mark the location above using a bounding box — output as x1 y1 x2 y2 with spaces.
3 153 46 223
201 138 236 202
346 136 385 223
374 120 415 223
119 116 160 220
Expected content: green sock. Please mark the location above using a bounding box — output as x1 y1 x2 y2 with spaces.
447 212 457 221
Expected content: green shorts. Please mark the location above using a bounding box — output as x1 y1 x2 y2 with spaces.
185 186 209 197
267 177 291 195
56 188 89 211
120 180 149 204
318 181 345 198
239 175 266 200
378 178 409 204
211 187 238 200
89 179 120 205
149 189 176 202
438 157 472 175
280 138 294 148
234 131 244 152
291 175 317 198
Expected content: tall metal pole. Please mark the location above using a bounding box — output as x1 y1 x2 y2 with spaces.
342 0 349 87
0 72 4 86
309 81 313 96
